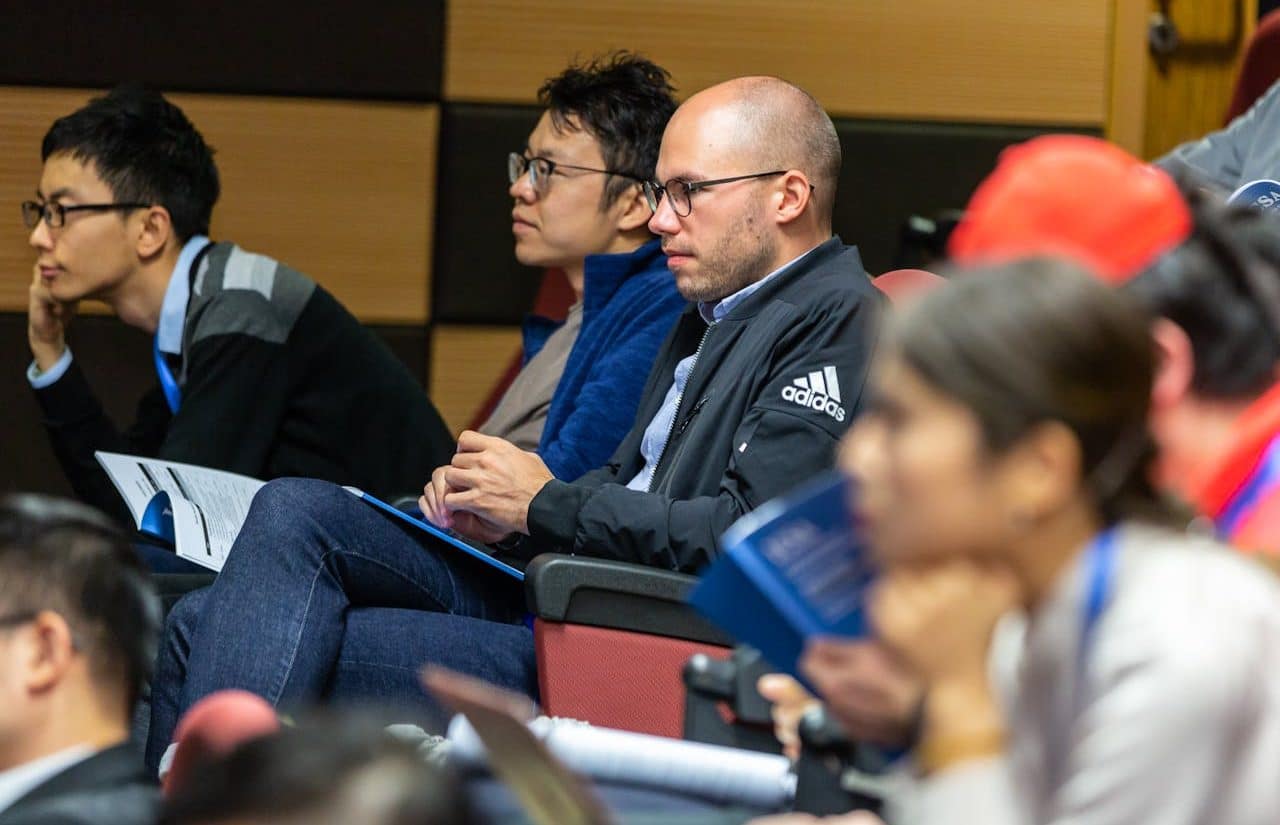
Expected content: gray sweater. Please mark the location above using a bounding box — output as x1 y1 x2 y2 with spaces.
894 524 1280 825
1156 79 1280 194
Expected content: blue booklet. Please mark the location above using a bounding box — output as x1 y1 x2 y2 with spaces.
344 487 525 581
688 472 872 682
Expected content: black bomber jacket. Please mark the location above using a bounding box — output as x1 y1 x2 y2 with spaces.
519 236 885 573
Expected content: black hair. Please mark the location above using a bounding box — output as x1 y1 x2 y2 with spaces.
537 51 677 206
0 494 160 713
159 719 476 825
42 84 220 241
892 258 1166 525
1127 196 1280 400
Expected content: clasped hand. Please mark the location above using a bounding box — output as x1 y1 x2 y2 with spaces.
419 431 554 544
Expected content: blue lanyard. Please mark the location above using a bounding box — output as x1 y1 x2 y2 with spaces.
1080 527 1119 663
1054 527 1119 789
1216 434 1280 538
153 337 182 414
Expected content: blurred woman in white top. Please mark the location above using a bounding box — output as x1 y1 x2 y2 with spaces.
760 258 1280 825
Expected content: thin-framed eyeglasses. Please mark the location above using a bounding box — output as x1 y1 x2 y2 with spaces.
642 171 790 217
22 200 151 230
0 610 37 630
507 152 643 195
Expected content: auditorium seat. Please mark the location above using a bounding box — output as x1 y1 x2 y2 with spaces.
1225 9 1280 123
525 554 734 738
871 268 946 303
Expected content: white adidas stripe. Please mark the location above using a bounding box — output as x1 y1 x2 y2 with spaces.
790 367 841 402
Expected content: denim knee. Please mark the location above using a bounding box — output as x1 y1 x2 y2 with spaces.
248 477 351 525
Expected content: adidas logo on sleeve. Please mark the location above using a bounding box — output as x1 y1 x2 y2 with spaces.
781 365 847 422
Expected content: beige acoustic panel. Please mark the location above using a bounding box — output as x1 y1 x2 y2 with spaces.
0 87 437 323
445 0 1109 125
1106 0 1148 155
0 87 94 315
429 325 525 435
175 94 438 324
1141 0 1253 159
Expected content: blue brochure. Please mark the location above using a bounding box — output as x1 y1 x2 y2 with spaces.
688 471 872 681
344 487 525 581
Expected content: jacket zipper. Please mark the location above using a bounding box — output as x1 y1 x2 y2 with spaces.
646 324 713 493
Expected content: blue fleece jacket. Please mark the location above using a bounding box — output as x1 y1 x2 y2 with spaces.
524 239 685 483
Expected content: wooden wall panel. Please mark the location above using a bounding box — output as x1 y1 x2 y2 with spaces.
429 326 524 434
0 88 88 316
0 88 437 323
1106 0 1149 155
1142 0 1254 158
176 94 438 324
445 0 1110 125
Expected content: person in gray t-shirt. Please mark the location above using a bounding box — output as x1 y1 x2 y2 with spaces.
1155 78 1280 199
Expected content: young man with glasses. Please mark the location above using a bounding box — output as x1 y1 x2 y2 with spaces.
482 54 685 482
146 55 687 770
0 494 161 824
24 85 456 530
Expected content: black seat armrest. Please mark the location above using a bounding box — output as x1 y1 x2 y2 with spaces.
524 554 734 647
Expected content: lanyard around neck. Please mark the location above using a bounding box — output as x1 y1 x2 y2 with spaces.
1080 527 1119 664
153 336 181 414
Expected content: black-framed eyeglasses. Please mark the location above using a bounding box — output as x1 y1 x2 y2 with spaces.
642 171 788 217
21 200 151 230
507 152 642 195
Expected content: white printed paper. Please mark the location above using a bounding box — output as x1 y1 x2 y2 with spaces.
95 452 266 571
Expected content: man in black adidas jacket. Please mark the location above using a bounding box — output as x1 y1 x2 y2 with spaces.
423 75 884 572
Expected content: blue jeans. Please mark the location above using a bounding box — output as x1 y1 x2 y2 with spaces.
146 478 535 771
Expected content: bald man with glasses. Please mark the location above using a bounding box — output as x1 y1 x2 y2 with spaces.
420 75 882 560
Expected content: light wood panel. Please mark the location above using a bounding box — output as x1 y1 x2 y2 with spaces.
429 325 524 434
445 0 1110 125
0 87 438 323
0 88 92 315
1142 0 1255 158
1107 0 1149 155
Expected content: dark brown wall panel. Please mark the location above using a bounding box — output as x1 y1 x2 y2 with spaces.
832 120 1100 275
0 2 444 101
432 104 544 324
430 104 1099 308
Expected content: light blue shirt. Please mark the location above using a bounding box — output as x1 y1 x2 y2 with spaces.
624 247 817 492
28 235 210 388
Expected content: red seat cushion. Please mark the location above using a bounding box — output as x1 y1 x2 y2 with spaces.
534 619 731 738
1226 10 1280 124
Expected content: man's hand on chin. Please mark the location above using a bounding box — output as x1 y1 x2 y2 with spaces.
441 431 555 537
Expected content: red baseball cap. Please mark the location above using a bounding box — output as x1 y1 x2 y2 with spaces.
947 135 1193 284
